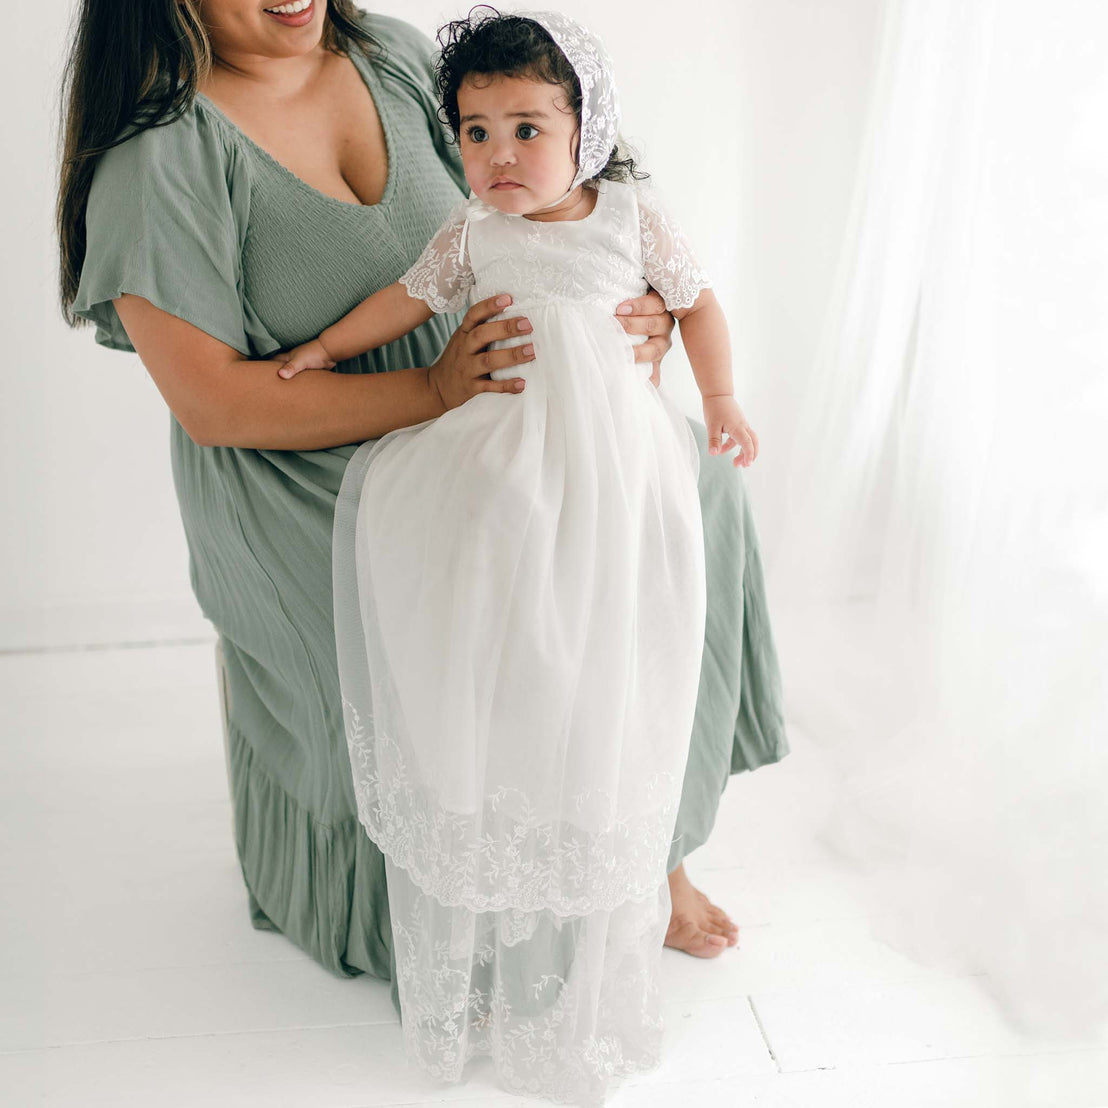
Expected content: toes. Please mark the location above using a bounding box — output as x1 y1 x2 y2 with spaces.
673 880 739 948
664 916 729 959
708 905 738 932
707 916 736 940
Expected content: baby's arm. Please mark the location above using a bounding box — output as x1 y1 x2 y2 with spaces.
673 290 759 468
277 283 434 378
638 186 758 467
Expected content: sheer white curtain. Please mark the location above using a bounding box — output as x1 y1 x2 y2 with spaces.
770 0 1108 1038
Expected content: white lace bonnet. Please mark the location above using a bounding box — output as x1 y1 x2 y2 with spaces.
519 9 622 194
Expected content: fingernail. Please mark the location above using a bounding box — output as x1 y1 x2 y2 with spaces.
496 294 511 307
515 380 525 391
517 319 532 332
616 303 632 315
523 344 534 357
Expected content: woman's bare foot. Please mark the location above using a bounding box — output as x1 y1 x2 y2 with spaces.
664 862 739 958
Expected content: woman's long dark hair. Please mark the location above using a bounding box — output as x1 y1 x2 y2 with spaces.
56 0 378 324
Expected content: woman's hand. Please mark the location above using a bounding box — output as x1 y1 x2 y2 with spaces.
428 294 535 411
703 394 759 468
615 291 675 389
275 339 336 379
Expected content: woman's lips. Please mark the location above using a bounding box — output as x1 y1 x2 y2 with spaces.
263 0 315 27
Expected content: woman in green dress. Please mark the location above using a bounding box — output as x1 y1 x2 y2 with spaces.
57 0 787 985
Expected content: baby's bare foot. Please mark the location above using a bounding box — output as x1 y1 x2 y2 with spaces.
664 862 739 958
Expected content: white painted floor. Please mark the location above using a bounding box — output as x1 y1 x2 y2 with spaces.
2 641 1106 1107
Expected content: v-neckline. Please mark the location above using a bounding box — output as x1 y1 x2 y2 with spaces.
196 49 396 212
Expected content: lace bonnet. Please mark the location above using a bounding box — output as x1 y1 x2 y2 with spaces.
516 9 622 195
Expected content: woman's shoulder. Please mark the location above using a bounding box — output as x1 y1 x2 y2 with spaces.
93 99 238 194
356 8 438 80
358 9 436 57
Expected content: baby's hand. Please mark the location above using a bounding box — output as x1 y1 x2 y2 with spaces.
276 339 336 379
702 394 759 468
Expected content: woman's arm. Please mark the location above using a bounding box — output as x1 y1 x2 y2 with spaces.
114 292 534 450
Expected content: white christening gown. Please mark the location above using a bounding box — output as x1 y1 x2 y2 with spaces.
332 177 711 1104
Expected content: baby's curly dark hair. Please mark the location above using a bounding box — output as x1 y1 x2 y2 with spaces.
434 6 647 186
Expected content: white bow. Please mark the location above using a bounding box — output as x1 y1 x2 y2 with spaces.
457 192 505 264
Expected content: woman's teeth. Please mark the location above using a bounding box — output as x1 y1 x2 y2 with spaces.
265 0 311 13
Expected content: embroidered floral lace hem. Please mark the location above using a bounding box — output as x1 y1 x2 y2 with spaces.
345 699 682 915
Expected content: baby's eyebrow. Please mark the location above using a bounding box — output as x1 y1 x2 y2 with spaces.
459 110 551 123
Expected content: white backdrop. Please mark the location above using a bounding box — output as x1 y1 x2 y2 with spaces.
0 0 883 651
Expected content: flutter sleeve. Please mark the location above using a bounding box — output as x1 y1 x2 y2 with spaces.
71 107 279 357
636 184 713 313
399 200 475 314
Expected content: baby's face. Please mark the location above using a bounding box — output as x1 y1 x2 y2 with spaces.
457 73 579 216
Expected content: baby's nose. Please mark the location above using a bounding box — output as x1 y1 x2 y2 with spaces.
489 143 517 167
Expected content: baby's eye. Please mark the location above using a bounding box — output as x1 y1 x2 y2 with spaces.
516 123 540 140
466 126 488 143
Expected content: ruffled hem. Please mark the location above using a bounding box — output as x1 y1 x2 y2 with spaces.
224 718 393 982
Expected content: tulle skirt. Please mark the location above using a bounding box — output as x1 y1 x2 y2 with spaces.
333 300 707 1103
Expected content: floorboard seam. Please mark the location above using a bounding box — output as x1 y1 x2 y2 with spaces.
747 995 782 1073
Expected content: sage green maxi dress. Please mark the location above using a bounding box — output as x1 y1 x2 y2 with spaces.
72 13 788 990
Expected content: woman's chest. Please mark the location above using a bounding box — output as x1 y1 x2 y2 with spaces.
237 91 464 348
212 59 387 207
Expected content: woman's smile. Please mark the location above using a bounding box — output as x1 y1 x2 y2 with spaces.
262 0 315 27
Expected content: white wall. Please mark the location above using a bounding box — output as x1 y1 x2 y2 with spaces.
0 0 883 651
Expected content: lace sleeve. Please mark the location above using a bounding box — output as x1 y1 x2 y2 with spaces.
636 184 712 312
399 200 475 314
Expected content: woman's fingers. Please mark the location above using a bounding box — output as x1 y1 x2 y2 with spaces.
615 289 668 319
430 293 535 409
620 311 666 336
479 343 535 374
632 333 672 365
460 293 515 332
465 315 533 355
616 291 673 392
616 293 675 341
479 376 528 394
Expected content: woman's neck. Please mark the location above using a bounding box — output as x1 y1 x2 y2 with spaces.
201 44 330 104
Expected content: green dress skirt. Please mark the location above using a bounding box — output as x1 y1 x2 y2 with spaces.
72 13 788 985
